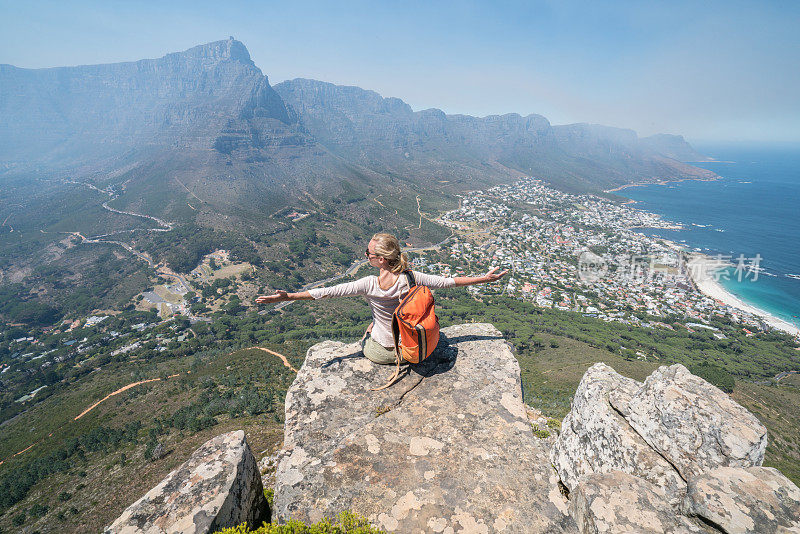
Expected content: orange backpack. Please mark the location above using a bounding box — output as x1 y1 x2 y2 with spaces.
373 271 440 390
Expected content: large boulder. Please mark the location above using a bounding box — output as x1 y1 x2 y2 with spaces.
683 466 800 534
105 430 268 534
550 363 686 505
622 364 767 480
551 362 789 533
273 323 575 533
571 471 702 534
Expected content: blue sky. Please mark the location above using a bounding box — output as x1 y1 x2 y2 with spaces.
1 0 798 143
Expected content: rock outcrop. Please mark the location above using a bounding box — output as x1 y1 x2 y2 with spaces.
683 466 800 534
273 323 575 533
620 364 768 480
105 430 268 534
570 471 702 534
552 362 800 534
552 364 768 496
550 363 687 505
108 327 798 534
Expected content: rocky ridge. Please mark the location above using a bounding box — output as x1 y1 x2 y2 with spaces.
273 323 573 533
2 39 715 197
107 324 800 533
274 78 716 192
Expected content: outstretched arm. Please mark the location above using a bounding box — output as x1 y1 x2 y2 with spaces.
255 290 313 304
453 267 508 287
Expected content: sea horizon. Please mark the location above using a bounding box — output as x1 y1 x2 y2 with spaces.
618 143 800 329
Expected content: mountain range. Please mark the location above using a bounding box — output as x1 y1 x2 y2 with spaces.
1 37 714 206
0 37 717 311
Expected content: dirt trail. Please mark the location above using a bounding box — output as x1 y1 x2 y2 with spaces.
0 443 36 466
175 176 206 204
1 373 182 466
252 347 298 373
74 374 179 421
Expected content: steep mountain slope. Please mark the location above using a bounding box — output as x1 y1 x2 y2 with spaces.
274 78 716 192
0 39 415 244
0 39 718 317
0 38 296 169
0 38 716 223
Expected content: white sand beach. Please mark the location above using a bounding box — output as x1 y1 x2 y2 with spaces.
687 255 800 338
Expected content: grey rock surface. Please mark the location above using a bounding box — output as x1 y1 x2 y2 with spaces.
623 364 768 480
571 471 702 534
550 363 686 505
683 466 800 534
105 430 268 534
274 323 575 533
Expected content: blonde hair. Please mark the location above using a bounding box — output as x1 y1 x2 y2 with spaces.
371 233 409 274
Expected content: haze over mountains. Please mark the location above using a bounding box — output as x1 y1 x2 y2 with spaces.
0 37 718 304
1 37 713 204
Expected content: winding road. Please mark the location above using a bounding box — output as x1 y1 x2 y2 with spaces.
62 180 190 290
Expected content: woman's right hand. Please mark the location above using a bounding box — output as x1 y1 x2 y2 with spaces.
255 290 289 304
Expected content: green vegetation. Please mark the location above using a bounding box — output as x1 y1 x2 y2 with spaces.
214 511 384 534
0 284 61 325
434 289 799 383
138 223 261 272
532 428 550 439
1 175 799 532
0 422 142 514
689 362 735 393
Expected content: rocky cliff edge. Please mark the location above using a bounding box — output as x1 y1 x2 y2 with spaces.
108 323 800 533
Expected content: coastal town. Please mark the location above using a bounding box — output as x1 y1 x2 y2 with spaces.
4 178 799 398
417 178 800 340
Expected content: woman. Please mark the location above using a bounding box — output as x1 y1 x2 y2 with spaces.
255 233 507 364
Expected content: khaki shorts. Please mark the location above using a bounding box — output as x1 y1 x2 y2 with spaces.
361 335 399 365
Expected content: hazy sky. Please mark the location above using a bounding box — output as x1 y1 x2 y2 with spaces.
2 0 798 143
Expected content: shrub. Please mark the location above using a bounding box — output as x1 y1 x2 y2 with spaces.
29 503 48 518
532 428 550 439
214 511 384 533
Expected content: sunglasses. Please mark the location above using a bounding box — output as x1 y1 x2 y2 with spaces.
365 250 380 258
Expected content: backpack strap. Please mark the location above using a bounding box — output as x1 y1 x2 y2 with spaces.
371 316 404 391
370 351 402 391
371 272 414 392
393 270 416 356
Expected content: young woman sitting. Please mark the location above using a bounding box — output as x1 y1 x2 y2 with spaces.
255 233 507 364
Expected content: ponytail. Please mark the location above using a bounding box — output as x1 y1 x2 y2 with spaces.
393 252 409 274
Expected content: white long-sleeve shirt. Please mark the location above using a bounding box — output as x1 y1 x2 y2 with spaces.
308 270 456 348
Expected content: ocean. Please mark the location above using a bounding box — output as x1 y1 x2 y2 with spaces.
618 144 800 327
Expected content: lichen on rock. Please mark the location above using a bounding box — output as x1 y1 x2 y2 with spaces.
623 364 768 480
273 323 575 533
105 430 268 534
550 363 687 506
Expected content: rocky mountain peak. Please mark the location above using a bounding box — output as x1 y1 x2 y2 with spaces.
171 37 256 68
